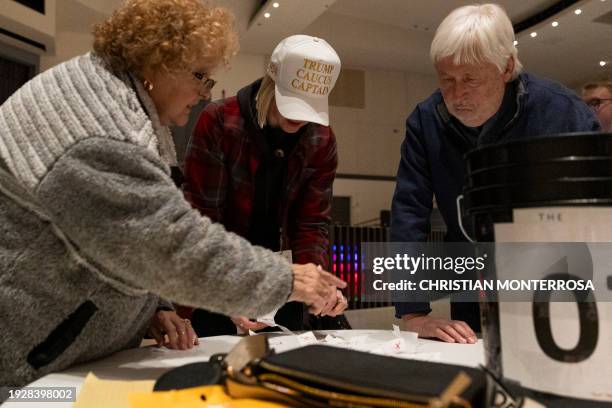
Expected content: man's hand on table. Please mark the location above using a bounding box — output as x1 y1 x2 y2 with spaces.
148 310 199 350
402 313 477 344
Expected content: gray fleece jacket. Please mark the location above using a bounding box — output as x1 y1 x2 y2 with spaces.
0 53 292 387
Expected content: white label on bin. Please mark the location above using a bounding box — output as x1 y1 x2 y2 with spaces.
494 207 612 402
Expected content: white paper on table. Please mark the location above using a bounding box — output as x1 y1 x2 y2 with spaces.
130 346 214 368
320 326 418 356
323 334 345 345
296 331 318 346
368 325 420 355
256 310 276 327
319 333 368 352
256 309 294 334
268 335 303 353
371 337 408 355
397 329 419 350
347 335 371 352
266 331 318 353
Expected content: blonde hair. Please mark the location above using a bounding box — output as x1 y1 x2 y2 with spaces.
93 0 238 77
255 75 275 128
431 3 523 79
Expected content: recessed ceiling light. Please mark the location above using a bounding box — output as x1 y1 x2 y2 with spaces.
530 32 537 38
273 2 279 7
574 9 582 15
601 61 608 67
264 12 271 18
513 40 518 46
551 21 559 27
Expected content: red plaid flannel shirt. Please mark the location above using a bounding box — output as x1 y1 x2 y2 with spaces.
183 95 337 270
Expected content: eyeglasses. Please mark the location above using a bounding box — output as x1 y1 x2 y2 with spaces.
585 98 612 110
192 72 217 94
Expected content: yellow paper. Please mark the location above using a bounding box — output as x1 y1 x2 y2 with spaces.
129 385 288 407
72 372 154 408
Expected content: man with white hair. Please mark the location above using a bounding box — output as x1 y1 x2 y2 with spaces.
391 4 600 343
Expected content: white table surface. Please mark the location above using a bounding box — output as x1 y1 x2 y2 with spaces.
2 330 484 407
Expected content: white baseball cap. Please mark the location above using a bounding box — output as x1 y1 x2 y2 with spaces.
267 35 341 126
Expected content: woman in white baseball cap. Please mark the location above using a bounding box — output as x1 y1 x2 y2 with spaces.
182 35 348 336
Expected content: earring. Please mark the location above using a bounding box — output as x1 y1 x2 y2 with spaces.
143 79 154 91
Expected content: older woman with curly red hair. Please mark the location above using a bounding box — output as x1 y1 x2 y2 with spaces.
0 0 345 388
